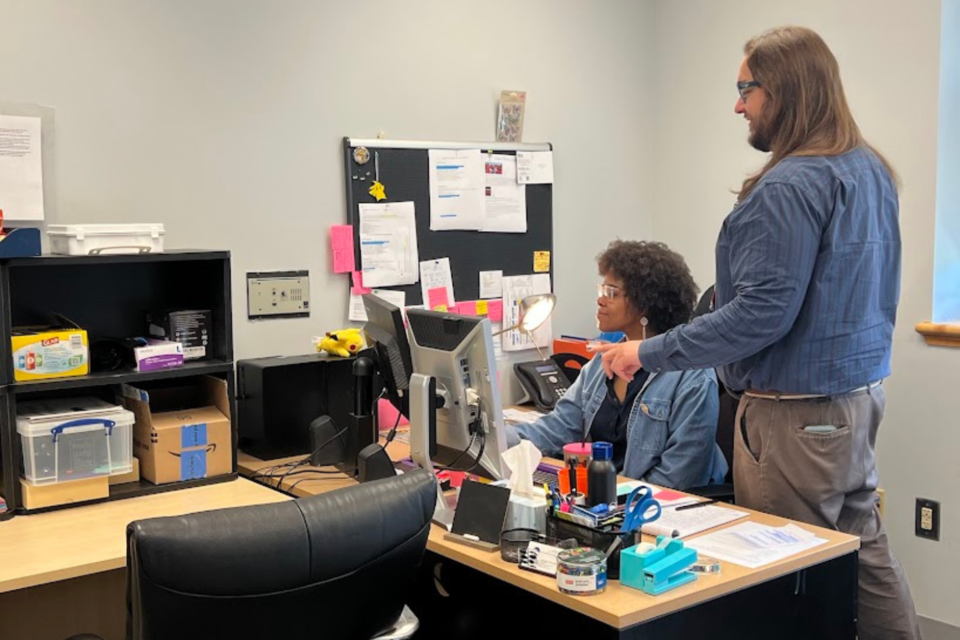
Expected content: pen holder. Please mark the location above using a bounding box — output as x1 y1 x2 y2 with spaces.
500 528 542 563
546 510 636 580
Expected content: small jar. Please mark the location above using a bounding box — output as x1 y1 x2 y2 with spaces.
556 547 607 596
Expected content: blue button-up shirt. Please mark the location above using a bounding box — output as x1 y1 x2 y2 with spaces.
640 147 901 395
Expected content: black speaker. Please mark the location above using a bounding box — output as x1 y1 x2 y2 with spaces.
309 416 347 467
358 444 396 483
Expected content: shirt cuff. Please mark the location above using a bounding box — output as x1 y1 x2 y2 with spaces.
639 336 667 372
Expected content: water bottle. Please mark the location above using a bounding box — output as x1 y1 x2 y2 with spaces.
587 441 617 508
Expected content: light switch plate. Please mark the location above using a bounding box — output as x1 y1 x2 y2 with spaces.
247 271 310 319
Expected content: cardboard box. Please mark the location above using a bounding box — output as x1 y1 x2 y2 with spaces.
11 327 89 382
147 310 212 360
122 376 232 485
108 457 141 486
21 475 109 510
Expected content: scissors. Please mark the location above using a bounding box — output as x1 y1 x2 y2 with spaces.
604 486 662 559
621 485 662 534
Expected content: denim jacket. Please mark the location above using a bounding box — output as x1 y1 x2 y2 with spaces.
506 356 728 489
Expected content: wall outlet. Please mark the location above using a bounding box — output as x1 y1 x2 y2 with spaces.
915 498 940 541
247 271 310 319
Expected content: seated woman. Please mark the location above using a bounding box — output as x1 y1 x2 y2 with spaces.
507 240 727 489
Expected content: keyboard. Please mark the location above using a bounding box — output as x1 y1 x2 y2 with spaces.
532 466 560 487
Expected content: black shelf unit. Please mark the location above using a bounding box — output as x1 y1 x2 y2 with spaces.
0 250 237 514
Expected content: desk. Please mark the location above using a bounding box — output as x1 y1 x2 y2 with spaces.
0 479 289 640
238 446 861 639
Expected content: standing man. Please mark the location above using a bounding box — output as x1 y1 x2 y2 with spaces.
595 26 920 639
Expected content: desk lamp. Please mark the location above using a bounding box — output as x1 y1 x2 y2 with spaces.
495 293 557 359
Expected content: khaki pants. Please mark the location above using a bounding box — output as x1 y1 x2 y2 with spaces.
733 385 921 640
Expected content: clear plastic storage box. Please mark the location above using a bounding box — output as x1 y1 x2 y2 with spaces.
17 397 135 485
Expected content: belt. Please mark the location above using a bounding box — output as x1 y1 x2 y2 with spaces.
743 380 882 401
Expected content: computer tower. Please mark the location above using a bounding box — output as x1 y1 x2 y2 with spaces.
237 352 380 464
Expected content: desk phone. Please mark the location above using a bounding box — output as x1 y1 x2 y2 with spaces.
514 361 571 412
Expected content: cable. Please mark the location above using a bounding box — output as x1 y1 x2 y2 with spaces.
435 397 487 473
276 419 351 488
382 407 404 445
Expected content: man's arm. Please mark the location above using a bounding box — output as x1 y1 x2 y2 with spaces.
640 181 822 373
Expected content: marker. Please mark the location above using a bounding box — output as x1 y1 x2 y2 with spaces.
675 500 717 511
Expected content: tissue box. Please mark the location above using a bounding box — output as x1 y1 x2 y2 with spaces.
505 494 548 534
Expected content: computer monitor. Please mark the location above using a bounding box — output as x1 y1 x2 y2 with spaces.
361 293 413 417
405 308 508 481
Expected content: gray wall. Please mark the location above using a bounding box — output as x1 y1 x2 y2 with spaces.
0 0 655 360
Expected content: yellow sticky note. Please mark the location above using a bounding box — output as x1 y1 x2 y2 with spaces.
368 181 387 202
435 304 448 312
476 300 489 315
534 251 551 273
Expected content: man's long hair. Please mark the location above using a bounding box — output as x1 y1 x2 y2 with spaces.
738 26 899 201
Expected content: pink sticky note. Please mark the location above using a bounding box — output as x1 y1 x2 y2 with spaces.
352 271 371 295
654 489 687 502
330 225 356 273
377 398 409 431
427 287 449 311
457 300 478 316
487 299 504 322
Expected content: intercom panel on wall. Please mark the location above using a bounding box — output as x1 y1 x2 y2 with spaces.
246 270 310 319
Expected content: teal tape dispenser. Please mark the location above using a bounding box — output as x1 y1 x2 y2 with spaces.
620 535 698 595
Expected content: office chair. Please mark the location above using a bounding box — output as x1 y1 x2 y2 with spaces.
67 469 436 640
685 284 738 502
550 352 590 384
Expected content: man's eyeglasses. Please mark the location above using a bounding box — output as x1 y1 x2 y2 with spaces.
737 80 761 103
597 283 625 300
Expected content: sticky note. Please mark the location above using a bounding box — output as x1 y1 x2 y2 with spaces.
428 287 450 311
330 225 356 273
458 300 478 316
435 304 448 312
534 250 551 273
476 300 489 316
352 271 372 295
488 299 504 322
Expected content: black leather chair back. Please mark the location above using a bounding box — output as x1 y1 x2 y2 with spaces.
126 470 436 640
694 284 737 484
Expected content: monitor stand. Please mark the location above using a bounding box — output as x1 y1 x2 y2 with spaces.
409 373 456 530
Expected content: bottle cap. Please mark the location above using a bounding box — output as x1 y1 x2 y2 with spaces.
591 441 613 461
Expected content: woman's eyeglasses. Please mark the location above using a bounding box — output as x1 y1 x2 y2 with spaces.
597 283 624 300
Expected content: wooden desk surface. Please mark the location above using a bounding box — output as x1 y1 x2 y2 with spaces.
0 479 289 594
238 446 860 630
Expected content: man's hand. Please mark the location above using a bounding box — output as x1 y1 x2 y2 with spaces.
588 340 643 381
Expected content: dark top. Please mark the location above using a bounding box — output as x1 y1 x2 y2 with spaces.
590 369 650 471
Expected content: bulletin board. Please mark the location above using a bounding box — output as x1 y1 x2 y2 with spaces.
342 137 554 306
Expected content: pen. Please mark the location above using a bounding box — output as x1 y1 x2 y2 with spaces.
675 500 717 511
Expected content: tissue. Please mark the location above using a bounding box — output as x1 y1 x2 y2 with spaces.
502 440 542 498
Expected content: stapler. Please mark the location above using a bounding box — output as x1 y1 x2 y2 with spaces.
620 536 698 595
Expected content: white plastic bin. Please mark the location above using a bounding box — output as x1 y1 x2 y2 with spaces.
17 398 136 485
47 223 165 256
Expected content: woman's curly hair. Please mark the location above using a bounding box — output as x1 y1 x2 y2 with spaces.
597 240 699 334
